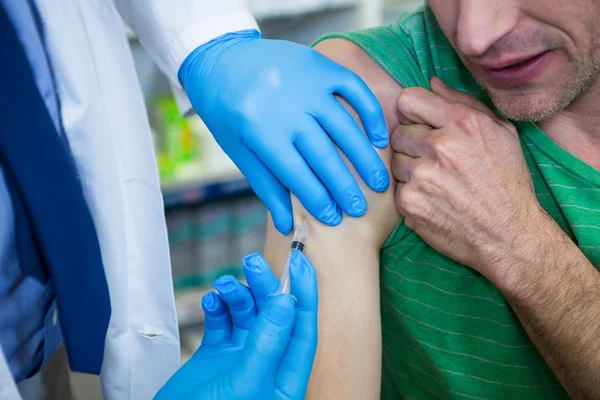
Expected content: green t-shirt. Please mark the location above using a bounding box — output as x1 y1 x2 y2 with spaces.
316 4 600 399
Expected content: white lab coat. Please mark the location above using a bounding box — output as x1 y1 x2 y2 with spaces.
0 1 259 399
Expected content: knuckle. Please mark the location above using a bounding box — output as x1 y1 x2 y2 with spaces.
429 135 455 158
421 133 438 150
391 152 402 172
410 162 433 182
395 185 408 210
396 92 410 111
456 109 492 132
396 184 419 215
390 126 405 150
397 87 425 109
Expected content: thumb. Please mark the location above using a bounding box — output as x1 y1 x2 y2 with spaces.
230 294 297 382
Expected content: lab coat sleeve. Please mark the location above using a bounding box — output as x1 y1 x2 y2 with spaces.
113 0 260 114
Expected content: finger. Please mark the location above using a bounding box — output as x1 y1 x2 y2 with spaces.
276 252 318 399
250 138 342 227
215 135 292 235
295 117 368 218
314 98 390 193
331 66 388 148
243 253 280 311
390 123 434 158
397 98 415 125
230 295 297 383
212 275 257 344
294 121 367 218
395 88 416 126
430 77 517 132
288 252 318 323
395 182 409 218
392 152 420 183
201 291 232 345
396 86 455 128
430 77 499 120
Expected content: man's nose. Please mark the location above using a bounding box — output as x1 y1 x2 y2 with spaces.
456 1 520 57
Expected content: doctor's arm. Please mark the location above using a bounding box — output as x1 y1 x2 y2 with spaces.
263 39 403 399
113 0 258 89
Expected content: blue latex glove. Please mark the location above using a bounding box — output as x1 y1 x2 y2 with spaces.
179 30 390 234
154 252 318 400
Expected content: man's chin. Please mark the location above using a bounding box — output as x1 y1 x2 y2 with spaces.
486 89 562 122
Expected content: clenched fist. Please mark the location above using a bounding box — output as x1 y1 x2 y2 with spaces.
391 77 550 285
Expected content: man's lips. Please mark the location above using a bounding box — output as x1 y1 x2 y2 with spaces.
477 52 547 70
475 51 553 87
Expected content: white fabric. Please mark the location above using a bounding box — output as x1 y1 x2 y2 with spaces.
114 0 259 115
0 348 21 400
0 0 258 398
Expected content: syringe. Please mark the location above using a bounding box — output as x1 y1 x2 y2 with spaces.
274 219 309 295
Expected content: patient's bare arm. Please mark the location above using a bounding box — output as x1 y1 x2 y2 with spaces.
263 39 403 399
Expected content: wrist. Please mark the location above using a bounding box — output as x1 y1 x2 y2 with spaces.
490 210 578 299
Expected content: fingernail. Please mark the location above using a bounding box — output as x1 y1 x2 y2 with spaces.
289 251 309 277
372 169 390 192
243 253 265 273
201 292 219 312
372 133 389 148
264 295 296 326
269 206 293 236
213 275 238 293
275 217 293 236
320 203 342 226
347 195 367 217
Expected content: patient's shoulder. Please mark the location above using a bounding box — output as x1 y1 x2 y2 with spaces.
314 38 403 132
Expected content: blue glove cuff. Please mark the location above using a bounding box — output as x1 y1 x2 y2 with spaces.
179 29 262 86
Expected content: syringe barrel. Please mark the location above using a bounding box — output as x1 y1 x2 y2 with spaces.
274 220 309 295
275 249 295 295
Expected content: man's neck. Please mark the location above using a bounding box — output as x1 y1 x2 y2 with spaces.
537 82 600 171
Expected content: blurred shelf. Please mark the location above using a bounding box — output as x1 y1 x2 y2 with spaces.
126 0 361 41
161 171 254 210
175 285 213 327
252 0 359 20
382 0 423 23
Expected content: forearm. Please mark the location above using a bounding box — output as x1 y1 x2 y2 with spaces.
495 215 600 399
264 212 383 399
305 231 382 400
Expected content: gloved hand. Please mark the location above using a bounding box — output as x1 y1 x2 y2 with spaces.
179 30 390 234
154 252 318 400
